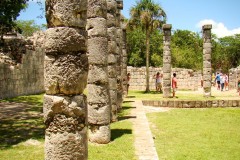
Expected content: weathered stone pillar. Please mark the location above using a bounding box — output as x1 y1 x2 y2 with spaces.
121 20 128 96
107 0 118 122
44 0 88 159
116 0 123 109
162 24 172 98
202 24 212 97
87 0 111 144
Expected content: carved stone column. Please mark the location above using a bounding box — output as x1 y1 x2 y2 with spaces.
107 0 118 122
202 24 212 97
87 0 111 144
162 24 172 98
44 0 88 159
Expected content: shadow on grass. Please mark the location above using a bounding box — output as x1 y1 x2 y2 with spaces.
0 95 44 149
123 101 135 103
111 129 132 141
118 116 137 121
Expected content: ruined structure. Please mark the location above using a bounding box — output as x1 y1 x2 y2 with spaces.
162 24 172 98
107 0 118 122
0 33 45 99
202 24 212 97
87 0 111 144
116 0 124 109
121 18 128 96
43 0 88 159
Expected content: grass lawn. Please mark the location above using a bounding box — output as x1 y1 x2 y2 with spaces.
128 90 240 101
0 95 136 160
147 108 240 160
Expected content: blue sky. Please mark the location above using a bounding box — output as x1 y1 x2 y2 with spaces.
18 0 240 38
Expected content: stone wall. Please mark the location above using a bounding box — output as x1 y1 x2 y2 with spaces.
0 47 44 99
229 66 240 90
127 66 200 91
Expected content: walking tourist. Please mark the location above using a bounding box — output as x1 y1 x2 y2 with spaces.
220 73 225 91
172 73 177 98
154 72 162 92
215 73 221 90
225 74 229 91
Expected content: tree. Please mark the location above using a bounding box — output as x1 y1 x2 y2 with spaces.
0 0 43 44
16 20 45 37
129 0 166 92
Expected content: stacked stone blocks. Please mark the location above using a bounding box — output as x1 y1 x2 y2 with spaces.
87 0 111 144
44 0 88 159
202 24 212 97
162 24 172 98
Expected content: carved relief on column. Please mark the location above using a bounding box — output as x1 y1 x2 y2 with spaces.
44 0 88 159
162 24 172 98
202 24 212 97
87 0 111 144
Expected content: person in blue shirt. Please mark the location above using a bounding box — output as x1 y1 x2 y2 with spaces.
215 73 221 90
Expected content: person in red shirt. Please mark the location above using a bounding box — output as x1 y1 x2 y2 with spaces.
172 73 177 98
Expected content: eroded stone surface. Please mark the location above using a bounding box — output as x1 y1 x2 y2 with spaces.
46 0 87 28
44 53 88 95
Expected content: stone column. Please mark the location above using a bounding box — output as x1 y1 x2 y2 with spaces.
202 24 212 97
122 20 128 96
107 0 118 122
116 0 123 109
162 24 172 98
87 0 111 144
44 0 88 159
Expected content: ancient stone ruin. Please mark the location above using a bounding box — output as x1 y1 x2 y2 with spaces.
202 24 212 97
162 24 172 98
43 0 88 159
87 0 111 144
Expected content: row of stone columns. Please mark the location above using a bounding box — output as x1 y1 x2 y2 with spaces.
43 0 127 159
162 24 212 98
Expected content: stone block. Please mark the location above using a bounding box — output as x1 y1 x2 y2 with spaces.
87 18 107 37
212 100 218 107
45 27 87 54
109 89 117 104
163 56 171 63
88 37 108 65
88 103 110 125
45 129 87 160
108 53 117 64
87 0 107 19
87 84 110 104
108 41 118 54
107 27 116 41
88 65 108 85
43 94 87 124
44 54 88 95
108 65 117 78
107 13 116 27
46 0 87 28
109 77 117 89
89 125 110 144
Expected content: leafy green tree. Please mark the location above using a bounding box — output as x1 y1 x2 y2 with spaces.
0 0 43 44
171 30 202 70
15 20 45 37
129 0 166 92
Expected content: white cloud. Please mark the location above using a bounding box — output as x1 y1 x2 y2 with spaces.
197 19 240 38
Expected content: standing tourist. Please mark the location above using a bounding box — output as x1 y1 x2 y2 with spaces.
172 73 177 98
127 73 131 95
215 73 221 90
225 74 229 91
220 73 225 91
238 79 240 96
154 72 162 92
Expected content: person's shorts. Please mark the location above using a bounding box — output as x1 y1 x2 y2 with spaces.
217 81 220 84
156 82 161 88
172 88 177 92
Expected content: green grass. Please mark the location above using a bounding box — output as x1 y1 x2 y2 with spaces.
0 94 136 160
128 90 217 100
147 108 240 160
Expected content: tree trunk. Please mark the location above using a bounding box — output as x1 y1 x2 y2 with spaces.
145 28 150 92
